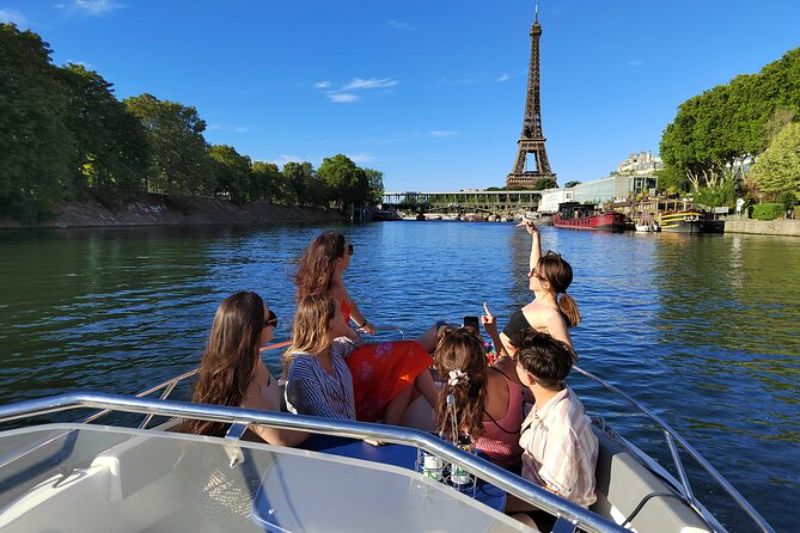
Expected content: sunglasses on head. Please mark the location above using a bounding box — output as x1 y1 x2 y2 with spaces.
264 309 277 329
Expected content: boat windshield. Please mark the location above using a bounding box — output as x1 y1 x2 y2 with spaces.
0 424 526 532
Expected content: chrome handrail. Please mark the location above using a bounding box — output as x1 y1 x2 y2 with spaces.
0 392 624 533
572 365 773 533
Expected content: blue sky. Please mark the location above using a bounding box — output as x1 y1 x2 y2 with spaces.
2 1 799 192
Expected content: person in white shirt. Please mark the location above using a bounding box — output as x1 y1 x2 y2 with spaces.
506 329 599 526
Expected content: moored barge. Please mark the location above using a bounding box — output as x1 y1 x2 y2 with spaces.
553 202 626 232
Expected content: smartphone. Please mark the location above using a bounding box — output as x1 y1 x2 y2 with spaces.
462 316 480 331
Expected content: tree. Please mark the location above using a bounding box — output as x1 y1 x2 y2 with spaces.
363 168 384 204
749 122 800 203
124 93 212 195
283 161 317 205
0 23 74 219
58 64 149 203
564 180 582 188
209 145 252 204
251 161 284 202
317 154 369 208
532 178 557 190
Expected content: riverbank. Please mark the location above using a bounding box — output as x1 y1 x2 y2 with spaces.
723 218 800 237
0 194 346 229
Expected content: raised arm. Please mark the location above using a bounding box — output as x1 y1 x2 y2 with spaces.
517 219 541 272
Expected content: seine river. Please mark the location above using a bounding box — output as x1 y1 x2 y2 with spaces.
0 222 797 531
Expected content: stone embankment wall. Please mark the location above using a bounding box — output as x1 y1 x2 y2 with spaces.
1 194 346 229
724 219 800 237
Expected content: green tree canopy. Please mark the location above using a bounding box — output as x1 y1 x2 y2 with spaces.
749 122 800 203
124 93 212 195
363 168 384 204
317 154 370 207
564 180 582 188
59 64 149 203
251 161 285 203
0 23 74 219
209 144 252 204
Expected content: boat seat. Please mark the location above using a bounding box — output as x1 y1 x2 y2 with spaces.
591 428 710 532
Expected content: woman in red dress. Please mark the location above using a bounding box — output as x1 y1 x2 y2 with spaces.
294 232 439 424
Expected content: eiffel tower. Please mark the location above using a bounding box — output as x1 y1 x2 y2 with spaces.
506 1 556 189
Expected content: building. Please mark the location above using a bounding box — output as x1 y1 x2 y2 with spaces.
616 151 664 176
538 175 658 212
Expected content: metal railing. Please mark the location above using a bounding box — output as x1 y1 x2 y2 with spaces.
572 365 773 533
0 392 624 533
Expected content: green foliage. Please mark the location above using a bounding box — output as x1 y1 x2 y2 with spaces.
749 122 800 203
250 161 285 203
532 178 557 190
317 154 371 207
751 203 785 220
0 23 74 219
59 64 149 204
209 145 252 204
692 178 738 208
0 24 388 221
564 180 582 188
124 93 213 195
363 168 384 204
660 47 800 195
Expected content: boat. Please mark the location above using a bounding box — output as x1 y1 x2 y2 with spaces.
658 210 705 234
462 213 486 222
0 340 772 532
553 202 626 232
423 213 443 221
634 211 660 232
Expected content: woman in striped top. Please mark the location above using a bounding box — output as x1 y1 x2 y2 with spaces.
284 294 359 420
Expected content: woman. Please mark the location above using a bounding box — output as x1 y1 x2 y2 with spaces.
183 291 306 446
293 232 439 423
433 327 523 469
283 294 358 420
489 220 580 356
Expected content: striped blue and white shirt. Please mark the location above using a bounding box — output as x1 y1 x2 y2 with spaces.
285 337 359 421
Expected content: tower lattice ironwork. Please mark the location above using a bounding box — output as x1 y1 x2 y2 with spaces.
506 1 556 189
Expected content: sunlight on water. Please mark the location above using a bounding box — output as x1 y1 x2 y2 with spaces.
0 223 797 531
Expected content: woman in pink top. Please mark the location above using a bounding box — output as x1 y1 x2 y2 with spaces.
433 327 523 469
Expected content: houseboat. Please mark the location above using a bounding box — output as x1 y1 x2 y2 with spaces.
553 202 626 232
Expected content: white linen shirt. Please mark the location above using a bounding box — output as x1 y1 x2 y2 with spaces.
519 384 599 507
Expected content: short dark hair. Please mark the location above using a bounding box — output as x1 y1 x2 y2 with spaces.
514 328 577 387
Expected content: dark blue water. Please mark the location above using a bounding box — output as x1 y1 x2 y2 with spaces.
0 223 797 531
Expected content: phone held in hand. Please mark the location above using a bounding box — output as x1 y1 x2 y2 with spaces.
462 316 480 331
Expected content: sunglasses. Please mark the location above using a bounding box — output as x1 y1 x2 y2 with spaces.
264 309 277 329
347 243 354 256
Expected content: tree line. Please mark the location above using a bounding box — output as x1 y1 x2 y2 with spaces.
658 47 799 212
0 24 383 221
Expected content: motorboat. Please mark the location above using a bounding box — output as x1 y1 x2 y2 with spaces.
0 342 773 532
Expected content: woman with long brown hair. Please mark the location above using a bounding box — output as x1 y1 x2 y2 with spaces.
485 220 580 356
433 327 523 469
183 291 306 446
293 232 439 424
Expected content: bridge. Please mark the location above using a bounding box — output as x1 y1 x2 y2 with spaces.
382 190 542 213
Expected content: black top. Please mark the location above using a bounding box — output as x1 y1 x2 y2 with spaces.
501 309 534 347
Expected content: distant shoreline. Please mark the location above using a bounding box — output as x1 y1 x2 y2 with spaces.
0 194 346 230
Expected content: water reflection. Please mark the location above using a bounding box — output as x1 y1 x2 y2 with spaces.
0 224 797 531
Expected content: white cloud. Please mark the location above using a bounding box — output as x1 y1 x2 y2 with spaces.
270 154 306 166
66 0 124 15
329 93 359 103
342 78 398 91
495 73 510 82
627 59 643 67
428 130 459 138
347 153 376 164
314 81 331 89
389 19 411 31
0 9 26 25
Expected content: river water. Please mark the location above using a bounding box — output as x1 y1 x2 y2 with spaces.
0 222 797 531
